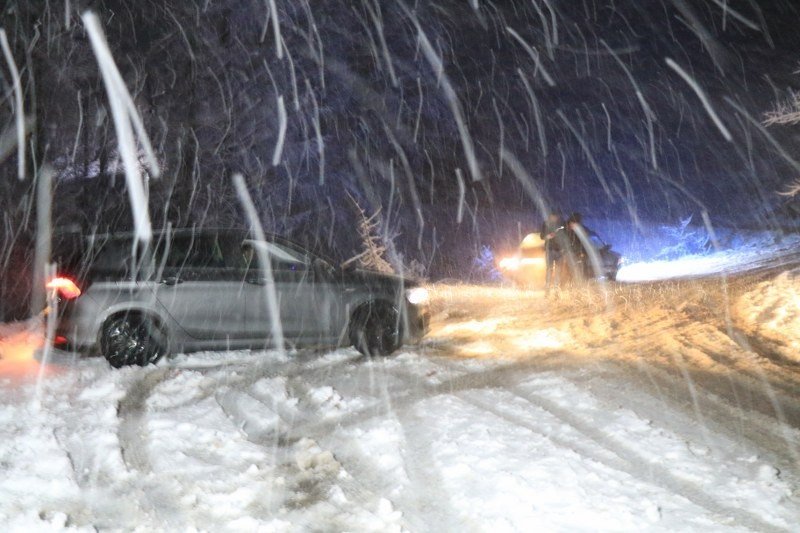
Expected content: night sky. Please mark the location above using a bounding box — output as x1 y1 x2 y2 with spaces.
2 0 800 282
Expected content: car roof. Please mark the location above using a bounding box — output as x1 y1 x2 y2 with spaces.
84 227 246 241
52 227 336 263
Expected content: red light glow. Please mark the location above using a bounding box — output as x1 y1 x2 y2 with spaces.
0 326 46 379
46 277 82 299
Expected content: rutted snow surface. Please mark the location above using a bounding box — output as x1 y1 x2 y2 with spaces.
2 271 800 531
736 267 800 364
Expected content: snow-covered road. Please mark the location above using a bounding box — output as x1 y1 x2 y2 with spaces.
2 262 800 531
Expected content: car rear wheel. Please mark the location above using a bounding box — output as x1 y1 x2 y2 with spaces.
349 302 402 357
100 314 166 368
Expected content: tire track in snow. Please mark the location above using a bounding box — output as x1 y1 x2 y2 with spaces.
211 372 403 528
279 357 562 443
603 354 800 472
487 385 791 532
420 355 794 530
392 404 465 531
555 282 800 467
206 355 560 529
118 367 170 472
117 367 186 525
606 296 800 469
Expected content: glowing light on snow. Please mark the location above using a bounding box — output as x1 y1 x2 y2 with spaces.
617 254 745 282
440 318 505 336
462 341 496 356
0 326 46 379
513 329 565 350
617 259 708 282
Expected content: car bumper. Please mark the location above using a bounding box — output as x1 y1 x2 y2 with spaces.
52 298 103 351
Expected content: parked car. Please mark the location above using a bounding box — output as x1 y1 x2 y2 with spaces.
497 230 621 288
47 229 429 367
496 233 548 288
581 232 622 281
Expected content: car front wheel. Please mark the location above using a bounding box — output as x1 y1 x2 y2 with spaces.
100 314 166 368
349 302 402 357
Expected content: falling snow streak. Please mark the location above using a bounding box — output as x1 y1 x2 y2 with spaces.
409 9 483 183
233 173 285 356
602 39 658 171
507 26 556 87
517 69 547 158
666 58 733 143
556 109 612 199
83 12 160 243
501 149 551 220
272 95 287 166
0 29 25 181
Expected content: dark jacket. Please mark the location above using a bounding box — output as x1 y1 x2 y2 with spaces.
566 223 599 257
540 218 565 254
566 225 585 257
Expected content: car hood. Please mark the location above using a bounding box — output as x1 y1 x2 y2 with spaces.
341 267 419 288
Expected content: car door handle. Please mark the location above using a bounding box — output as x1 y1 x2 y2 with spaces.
161 277 183 286
246 277 267 286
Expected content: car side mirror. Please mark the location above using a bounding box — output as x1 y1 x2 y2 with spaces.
312 257 335 276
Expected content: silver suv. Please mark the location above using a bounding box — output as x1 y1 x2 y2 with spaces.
49 229 429 367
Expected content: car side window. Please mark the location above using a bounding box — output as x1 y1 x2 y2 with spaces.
164 236 221 269
157 234 243 280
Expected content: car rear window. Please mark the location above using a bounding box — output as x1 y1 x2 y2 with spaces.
49 234 138 280
53 231 254 280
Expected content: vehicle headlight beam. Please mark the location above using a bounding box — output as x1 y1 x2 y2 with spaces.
406 287 430 305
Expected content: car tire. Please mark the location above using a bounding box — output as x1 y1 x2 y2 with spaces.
100 314 166 368
349 302 402 357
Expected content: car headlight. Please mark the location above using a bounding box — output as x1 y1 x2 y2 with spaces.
498 257 520 270
406 287 429 305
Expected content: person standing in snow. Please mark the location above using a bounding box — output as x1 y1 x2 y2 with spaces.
540 212 565 293
564 212 588 281
565 212 601 280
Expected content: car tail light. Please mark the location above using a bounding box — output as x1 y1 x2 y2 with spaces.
46 276 82 300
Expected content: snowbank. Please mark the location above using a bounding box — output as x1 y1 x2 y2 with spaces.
616 230 800 282
736 268 800 364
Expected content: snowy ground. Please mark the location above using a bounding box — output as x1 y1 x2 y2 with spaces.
2 247 800 531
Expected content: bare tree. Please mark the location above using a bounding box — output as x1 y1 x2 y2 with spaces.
764 91 800 126
777 179 800 197
342 195 394 274
765 90 800 197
